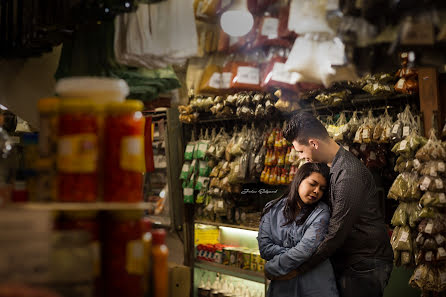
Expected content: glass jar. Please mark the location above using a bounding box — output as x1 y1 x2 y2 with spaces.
57 99 100 202
104 100 144 202
103 211 144 297
38 97 60 159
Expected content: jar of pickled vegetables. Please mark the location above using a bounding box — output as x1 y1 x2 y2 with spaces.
103 211 144 297
104 100 145 202
57 99 100 202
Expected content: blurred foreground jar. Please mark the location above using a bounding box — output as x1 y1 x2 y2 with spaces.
103 211 144 297
57 99 100 202
104 100 145 202
38 97 60 159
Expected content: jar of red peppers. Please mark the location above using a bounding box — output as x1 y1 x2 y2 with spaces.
103 211 144 297
57 99 100 202
104 100 145 202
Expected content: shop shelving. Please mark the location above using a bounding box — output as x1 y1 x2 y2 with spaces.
194 260 265 284
194 220 259 232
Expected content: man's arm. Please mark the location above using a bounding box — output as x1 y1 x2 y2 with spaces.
295 176 365 274
264 208 329 277
257 207 288 261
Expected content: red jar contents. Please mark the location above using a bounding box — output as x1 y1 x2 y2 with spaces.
104 101 145 202
57 99 99 202
103 212 144 297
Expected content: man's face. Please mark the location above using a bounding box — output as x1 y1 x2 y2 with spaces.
292 139 318 162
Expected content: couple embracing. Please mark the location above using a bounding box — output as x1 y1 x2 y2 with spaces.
257 111 394 297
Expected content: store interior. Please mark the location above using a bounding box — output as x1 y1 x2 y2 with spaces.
1 0 446 297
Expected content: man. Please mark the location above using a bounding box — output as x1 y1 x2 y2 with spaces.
277 111 393 297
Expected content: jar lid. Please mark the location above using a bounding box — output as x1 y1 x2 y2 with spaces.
60 98 101 113
55 77 129 104
38 97 60 113
107 100 144 113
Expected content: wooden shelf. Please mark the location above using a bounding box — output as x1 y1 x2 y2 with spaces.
4 202 154 211
194 260 265 284
195 220 259 232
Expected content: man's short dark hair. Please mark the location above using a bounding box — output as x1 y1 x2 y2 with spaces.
284 111 329 144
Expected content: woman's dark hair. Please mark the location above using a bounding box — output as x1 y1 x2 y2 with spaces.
261 162 330 226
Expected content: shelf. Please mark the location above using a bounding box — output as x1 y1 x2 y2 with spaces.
194 260 265 284
146 214 171 227
195 220 259 232
4 202 154 211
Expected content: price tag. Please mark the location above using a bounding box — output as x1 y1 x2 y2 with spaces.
439 193 446 203
439 162 445 172
399 231 409 242
385 127 391 137
403 126 410 136
435 178 444 190
261 17 279 39
425 223 433 234
396 79 405 90
369 151 376 160
186 145 194 153
392 124 400 134
236 66 259 85
413 159 421 169
208 146 215 153
184 188 194 196
208 73 222 89
271 62 300 84
425 251 433 261
399 140 407 151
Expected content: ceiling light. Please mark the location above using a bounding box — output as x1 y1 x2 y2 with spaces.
220 0 253 37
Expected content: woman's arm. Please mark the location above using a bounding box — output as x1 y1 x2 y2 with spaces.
264 207 329 277
257 208 288 261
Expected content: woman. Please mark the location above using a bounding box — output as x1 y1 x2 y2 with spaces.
257 162 338 297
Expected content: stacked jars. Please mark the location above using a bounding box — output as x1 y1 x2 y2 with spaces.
104 100 145 202
103 211 144 297
57 99 100 202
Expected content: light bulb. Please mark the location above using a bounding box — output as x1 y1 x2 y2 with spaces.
220 10 254 37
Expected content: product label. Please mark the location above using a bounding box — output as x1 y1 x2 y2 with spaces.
261 17 279 39
198 143 208 152
126 240 144 275
438 162 445 172
120 136 145 172
421 177 431 190
402 126 410 137
425 251 433 261
236 66 260 85
439 193 446 203
396 79 405 90
182 163 190 172
362 129 369 139
435 234 445 245
399 140 407 151
184 188 194 196
435 178 444 189
271 62 300 84
440 272 446 285
209 73 222 89
354 130 361 142
217 200 224 209
221 72 233 89
430 166 437 177
207 146 215 154
385 127 391 137
58 134 98 173
369 151 377 160
414 269 422 280
392 124 400 134
413 159 421 169
438 247 446 258
399 231 409 242
186 145 194 153
425 223 433 234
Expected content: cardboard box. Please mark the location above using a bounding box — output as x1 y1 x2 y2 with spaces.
168 262 191 297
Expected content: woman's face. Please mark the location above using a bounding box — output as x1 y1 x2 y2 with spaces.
298 172 327 205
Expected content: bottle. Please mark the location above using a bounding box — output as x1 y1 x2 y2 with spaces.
142 218 152 297
152 229 169 297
